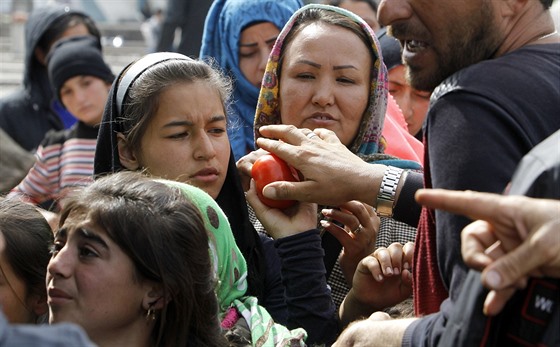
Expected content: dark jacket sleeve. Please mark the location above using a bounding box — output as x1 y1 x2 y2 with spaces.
393 171 423 228
258 233 288 324
275 229 340 346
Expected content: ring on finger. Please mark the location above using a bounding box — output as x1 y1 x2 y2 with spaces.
351 224 363 234
306 132 318 139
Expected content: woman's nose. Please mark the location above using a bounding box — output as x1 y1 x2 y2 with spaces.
311 82 335 108
47 246 73 279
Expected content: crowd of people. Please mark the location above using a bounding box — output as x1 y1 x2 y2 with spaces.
0 0 558 346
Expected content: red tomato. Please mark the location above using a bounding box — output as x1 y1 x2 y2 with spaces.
251 153 299 209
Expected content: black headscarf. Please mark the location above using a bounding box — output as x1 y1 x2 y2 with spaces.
93 52 265 298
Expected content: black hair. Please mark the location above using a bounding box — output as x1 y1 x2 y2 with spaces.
0 199 53 309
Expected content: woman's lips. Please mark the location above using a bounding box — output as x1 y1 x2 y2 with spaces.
48 287 72 305
307 113 336 127
191 168 219 183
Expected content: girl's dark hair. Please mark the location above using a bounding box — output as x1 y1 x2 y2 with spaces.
59 172 226 347
37 13 101 54
0 199 53 311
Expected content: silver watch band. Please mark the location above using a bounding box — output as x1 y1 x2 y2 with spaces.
376 166 404 218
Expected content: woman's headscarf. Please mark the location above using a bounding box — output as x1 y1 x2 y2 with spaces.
93 52 265 301
200 0 304 161
254 4 422 170
164 180 307 346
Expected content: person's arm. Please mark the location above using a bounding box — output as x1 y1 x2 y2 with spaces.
275 229 340 345
7 143 57 206
333 315 417 347
245 177 339 344
416 189 560 315
248 125 423 225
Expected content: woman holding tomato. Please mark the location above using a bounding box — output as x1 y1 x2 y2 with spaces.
93 52 339 345
236 4 423 313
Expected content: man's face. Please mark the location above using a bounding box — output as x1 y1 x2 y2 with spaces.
378 0 502 91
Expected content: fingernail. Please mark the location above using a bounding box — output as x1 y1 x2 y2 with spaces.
386 267 393 275
320 220 330 228
263 186 275 198
403 262 410 270
321 209 332 216
485 270 502 288
377 274 383 281
394 267 400 275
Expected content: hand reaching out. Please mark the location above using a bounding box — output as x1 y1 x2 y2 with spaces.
321 201 379 284
415 188 560 315
254 125 386 206
339 242 414 325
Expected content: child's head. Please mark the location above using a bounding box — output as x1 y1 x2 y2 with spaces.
47 35 114 126
95 53 234 199
0 199 53 324
49 171 223 347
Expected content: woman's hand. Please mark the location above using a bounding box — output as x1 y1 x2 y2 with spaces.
321 201 379 285
245 179 318 239
236 148 269 192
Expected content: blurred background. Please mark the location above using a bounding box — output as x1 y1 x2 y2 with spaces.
1 0 558 99
0 0 167 98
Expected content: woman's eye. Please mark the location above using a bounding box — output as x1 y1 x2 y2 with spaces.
167 132 188 139
79 246 98 258
296 73 314 80
239 50 257 58
209 128 226 135
337 77 355 84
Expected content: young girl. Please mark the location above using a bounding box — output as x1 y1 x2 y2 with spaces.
200 0 303 161
47 171 226 347
94 52 338 345
8 35 114 211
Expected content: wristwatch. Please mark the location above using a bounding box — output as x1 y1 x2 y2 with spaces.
376 166 404 218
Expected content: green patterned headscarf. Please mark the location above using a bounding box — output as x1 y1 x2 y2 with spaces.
254 4 421 169
163 180 307 346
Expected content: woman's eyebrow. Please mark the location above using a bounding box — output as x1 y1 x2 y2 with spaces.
78 228 109 250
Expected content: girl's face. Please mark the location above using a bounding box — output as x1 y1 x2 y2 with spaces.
279 22 371 146
125 81 230 199
0 233 37 324
60 76 111 126
47 209 151 341
239 22 280 88
388 64 430 136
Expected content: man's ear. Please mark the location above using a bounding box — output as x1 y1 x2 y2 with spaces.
117 132 141 170
142 285 170 311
